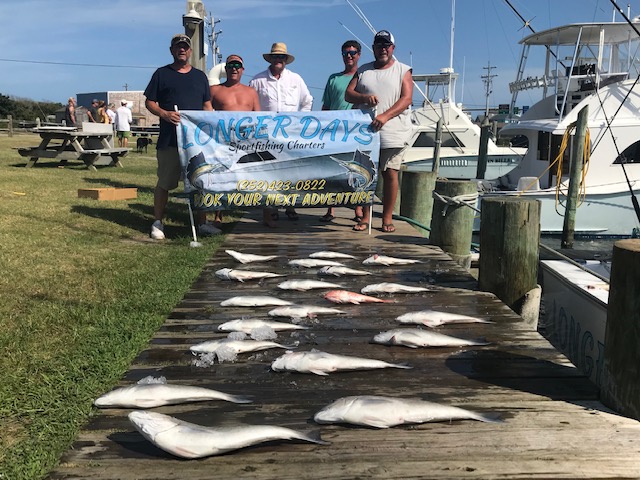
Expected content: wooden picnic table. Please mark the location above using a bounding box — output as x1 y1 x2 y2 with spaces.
16 125 130 171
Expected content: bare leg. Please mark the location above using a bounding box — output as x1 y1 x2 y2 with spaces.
263 208 277 228
154 185 169 221
381 168 399 231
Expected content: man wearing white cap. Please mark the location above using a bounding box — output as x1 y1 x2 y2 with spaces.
346 29 413 234
249 42 313 221
115 100 132 147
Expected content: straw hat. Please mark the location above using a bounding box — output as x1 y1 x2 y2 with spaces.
263 42 295 64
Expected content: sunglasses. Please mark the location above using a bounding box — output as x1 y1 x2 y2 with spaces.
226 61 243 70
374 43 393 49
342 50 360 57
271 54 287 60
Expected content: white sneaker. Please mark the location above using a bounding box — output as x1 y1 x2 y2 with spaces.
198 222 221 236
150 220 165 240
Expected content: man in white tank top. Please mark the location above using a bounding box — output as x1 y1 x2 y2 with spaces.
346 30 413 233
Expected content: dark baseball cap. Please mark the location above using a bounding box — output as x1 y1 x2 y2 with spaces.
171 34 192 48
373 30 395 45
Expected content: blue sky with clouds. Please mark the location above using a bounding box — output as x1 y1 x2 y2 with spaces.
0 0 636 110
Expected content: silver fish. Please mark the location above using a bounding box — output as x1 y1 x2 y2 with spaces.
396 309 493 327
128 411 329 459
215 268 284 282
288 259 345 268
225 249 278 264
372 328 489 348
190 338 292 354
318 266 372 277
362 254 421 266
361 283 430 294
220 296 293 307
313 395 501 428
271 350 412 375
324 290 395 304
277 279 343 291
94 382 251 408
309 251 357 260
218 318 308 333
268 305 345 319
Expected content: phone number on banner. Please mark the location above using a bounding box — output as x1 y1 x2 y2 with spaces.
236 179 327 192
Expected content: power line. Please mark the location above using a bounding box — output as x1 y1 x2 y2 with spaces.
0 58 156 69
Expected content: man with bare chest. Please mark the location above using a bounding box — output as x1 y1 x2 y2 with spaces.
210 54 276 227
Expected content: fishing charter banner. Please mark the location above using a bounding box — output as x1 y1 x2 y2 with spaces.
177 110 380 211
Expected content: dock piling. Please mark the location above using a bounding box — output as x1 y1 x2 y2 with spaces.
400 170 437 236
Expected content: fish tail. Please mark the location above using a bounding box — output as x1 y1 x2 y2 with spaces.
473 411 503 423
392 363 413 369
228 394 253 404
299 429 331 445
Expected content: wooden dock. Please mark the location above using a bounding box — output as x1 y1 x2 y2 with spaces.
50 207 640 479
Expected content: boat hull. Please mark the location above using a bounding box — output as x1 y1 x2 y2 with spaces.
540 260 609 387
403 153 521 179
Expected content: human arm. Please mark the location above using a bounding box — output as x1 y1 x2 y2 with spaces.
145 99 181 125
345 73 378 107
370 69 414 131
203 100 213 112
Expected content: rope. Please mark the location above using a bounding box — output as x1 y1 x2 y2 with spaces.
432 191 480 215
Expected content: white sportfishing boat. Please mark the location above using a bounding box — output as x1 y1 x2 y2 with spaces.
480 21 640 236
403 71 525 179
540 258 610 387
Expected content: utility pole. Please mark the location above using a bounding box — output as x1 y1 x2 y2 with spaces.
123 83 129 91
481 62 497 119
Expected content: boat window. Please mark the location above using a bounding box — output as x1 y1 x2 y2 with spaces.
412 132 464 148
236 150 277 163
614 140 640 164
538 131 569 172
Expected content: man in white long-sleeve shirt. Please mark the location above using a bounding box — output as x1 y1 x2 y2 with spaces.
250 42 313 221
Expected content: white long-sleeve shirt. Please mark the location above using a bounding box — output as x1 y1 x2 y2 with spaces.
249 68 313 112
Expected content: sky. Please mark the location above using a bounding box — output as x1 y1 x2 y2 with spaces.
0 0 638 111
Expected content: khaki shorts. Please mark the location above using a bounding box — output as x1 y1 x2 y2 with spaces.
379 147 407 171
156 148 183 191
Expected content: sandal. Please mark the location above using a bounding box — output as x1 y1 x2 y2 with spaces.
353 222 369 232
320 213 334 222
285 209 299 221
382 223 396 233
352 216 363 223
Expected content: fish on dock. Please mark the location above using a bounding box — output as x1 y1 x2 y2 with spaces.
215 268 284 282
271 350 411 375
372 328 489 348
277 279 343 291
94 380 251 408
313 395 501 428
361 283 431 295
288 259 345 268
190 338 292 354
225 249 278 264
362 254 421 266
308 251 357 260
220 296 293 307
396 309 493 327
128 411 330 459
217 318 308 333
324 290 396 305
268 305 345 318
318 266 372 277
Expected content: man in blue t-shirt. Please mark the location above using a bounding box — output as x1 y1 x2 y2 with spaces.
319 40 364 224
144 33 216 240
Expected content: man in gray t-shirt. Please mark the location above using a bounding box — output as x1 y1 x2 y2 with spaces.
346 30 413 233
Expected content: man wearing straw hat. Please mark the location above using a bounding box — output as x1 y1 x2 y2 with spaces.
250 42 313 222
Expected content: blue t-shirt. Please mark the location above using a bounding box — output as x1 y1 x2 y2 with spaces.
144 64 211 149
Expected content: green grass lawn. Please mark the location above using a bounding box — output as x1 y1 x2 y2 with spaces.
0 133 229 479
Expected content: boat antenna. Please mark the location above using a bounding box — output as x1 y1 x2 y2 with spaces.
337 21 372 54
503 0 535 35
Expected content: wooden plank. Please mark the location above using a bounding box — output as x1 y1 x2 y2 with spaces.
48 207 640 479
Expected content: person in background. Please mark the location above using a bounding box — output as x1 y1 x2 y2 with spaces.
106 103 116 125
64 97 76 127
346 29 413 233
210 54 277 228
87 99 99 122
144 33 217 240
115 99 132 148
96 101 109 123
319 40 364 224
249 42 313 222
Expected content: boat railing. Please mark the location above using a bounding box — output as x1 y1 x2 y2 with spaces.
539 243 610 284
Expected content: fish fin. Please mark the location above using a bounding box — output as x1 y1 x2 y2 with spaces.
362 418 392 429
310 369 329 376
